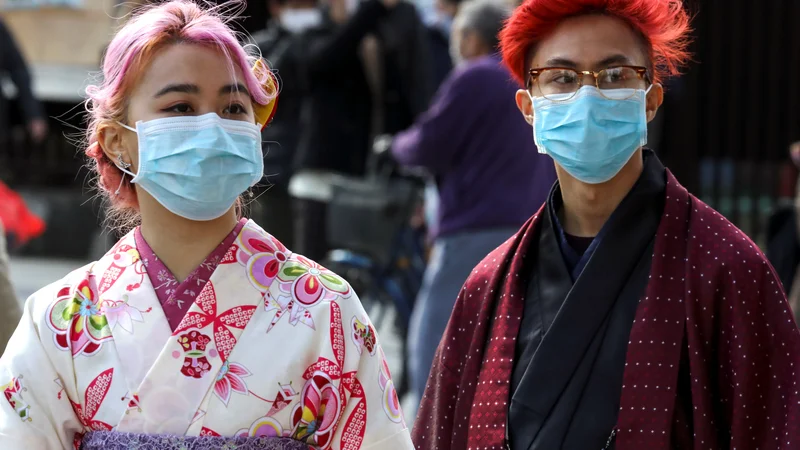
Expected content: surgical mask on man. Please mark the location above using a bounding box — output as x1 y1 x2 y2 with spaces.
530 85 651 184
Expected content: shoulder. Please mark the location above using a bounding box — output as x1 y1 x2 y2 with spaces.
443 57 515 96
446 59 496 87
251 26 283 50
23 262 96 327
238 220 356 305
685 196 780 295
688 196 768 268
465 56 510 78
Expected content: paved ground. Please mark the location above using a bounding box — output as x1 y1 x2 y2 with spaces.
7 256 417 423
9 257 83 303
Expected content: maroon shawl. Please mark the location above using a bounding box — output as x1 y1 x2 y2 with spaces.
413 171 800 449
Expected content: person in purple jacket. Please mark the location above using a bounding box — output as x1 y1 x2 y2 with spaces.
390 0 556 417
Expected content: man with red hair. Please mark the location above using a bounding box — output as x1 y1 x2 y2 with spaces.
413 0 800 449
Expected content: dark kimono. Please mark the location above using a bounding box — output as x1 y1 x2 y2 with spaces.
413 153 800 449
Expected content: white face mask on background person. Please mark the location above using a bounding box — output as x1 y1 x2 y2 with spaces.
279 8 323 33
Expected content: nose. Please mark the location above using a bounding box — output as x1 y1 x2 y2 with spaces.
579 72 597 88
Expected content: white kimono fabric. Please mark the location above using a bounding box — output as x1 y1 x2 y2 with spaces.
0 220 413 450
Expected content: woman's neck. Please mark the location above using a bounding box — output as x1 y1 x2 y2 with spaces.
138 199 239 282
558 150 644 237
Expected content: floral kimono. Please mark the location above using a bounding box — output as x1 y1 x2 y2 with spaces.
0 220 412 450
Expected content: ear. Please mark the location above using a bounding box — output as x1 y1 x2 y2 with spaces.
515 89 533 125
97 121 131 167
645 83 664 123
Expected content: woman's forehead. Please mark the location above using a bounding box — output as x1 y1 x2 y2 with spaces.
136 44 247 96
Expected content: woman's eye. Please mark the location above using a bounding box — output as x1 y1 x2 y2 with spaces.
165 103 192 114
224 103 247 115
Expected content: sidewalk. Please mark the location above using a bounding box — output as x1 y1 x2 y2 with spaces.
8 257 86 305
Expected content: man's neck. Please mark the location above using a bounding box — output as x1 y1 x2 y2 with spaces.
138 198 239 282
558 150 644 238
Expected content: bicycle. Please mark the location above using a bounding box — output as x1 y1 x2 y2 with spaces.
317 136 428 399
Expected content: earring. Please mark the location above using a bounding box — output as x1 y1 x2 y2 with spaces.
115 155 131 196
117 154 131 170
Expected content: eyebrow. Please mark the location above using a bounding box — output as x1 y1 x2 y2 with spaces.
153 83 200 98
153 82 250 99
219 83 250 97
594 54 635 68
541 54 635 70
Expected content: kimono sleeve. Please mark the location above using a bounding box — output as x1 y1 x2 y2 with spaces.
0 284 83 450
712 254 800 447
328 292 414 450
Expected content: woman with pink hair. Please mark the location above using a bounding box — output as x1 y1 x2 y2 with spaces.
0 2 413 449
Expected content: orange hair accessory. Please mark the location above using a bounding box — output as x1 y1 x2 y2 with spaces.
251 59 279 130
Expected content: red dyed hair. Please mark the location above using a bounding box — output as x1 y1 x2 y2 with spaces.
500 0 692 86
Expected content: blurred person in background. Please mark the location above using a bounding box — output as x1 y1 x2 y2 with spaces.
0 18 47 146
0 180 45 354
415 0 800 448
0 220 19 354
291 0 433 260
772 141 800 320
0 16 46 353
0 2 413 448
425 0 461 90
252 0 323 245
391 0 556 415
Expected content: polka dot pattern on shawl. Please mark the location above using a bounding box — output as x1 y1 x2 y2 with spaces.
412 171 800 450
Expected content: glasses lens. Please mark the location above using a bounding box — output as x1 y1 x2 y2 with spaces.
597 67 644 99
537 69 580 101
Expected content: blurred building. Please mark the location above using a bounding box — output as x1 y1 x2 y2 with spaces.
659 0 800 245
0 0 136 259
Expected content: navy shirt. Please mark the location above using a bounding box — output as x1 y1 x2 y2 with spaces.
548 189 603 281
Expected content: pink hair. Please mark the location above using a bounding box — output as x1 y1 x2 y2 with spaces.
85 0 275 224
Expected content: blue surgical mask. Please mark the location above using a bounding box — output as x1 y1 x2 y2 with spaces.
116 113 263 221
531 85 650 184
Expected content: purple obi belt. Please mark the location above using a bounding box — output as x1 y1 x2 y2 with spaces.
79 431 314 450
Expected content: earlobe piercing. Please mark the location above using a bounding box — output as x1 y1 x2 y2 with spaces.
115 154 131 196
117 154 131 170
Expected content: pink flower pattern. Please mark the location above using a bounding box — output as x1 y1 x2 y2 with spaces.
213 361 251 406
290 372 342 449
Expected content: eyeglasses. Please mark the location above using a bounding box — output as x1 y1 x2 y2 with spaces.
527 66 651 101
